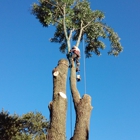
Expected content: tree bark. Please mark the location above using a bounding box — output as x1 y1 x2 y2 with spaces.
48 59 92 140
48 59 69 140
70 60 93 140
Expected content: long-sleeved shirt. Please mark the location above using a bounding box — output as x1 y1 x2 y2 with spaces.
70 47 80 56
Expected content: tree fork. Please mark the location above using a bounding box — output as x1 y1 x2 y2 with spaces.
70 60 93 140
48 59 69 140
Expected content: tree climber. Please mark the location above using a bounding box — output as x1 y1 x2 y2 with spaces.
70 46 81 81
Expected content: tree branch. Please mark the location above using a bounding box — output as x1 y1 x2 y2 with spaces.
83 17 95 29
75 17 95 48
52 17 62 25
63 5 71 53
75 20 84 47
68 29 74 40
45 0 63 15
63 6 68 40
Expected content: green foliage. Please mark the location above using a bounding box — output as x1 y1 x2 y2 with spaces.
0 110 21 140
32 0 123 57
12 134 32 140
0 109 49 140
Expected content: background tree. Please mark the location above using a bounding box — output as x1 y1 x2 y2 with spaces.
32 0 123 140
0 110 49 140
0 110 21 140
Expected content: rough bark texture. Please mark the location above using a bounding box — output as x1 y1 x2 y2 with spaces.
70 60 93 140
48 59 69 140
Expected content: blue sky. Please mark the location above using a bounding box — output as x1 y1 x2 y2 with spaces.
0 0 140 140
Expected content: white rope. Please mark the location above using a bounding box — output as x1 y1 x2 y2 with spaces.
70 94 72 137
83 38 87 94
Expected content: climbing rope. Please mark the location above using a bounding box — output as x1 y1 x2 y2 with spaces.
83 37 87 94
70 38 73 137
70 94 72 137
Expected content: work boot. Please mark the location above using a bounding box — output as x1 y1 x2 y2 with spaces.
76 68 79 72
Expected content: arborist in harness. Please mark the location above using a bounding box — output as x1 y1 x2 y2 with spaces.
70 46 81 82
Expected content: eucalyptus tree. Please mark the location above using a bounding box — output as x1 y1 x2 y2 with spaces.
32 0 123 140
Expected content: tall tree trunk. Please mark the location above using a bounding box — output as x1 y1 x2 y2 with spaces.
48 59 69 140
70 60 93 140
48 59 92 140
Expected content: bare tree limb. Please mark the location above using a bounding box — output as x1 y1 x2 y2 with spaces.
83 17 95 29
75 20 84 47
63 5 72 52
68 29 74 41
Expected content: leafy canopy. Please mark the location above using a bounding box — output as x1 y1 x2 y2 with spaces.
0 110 49 140
32 0 123 57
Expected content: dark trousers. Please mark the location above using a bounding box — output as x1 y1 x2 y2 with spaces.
72 54 80 71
